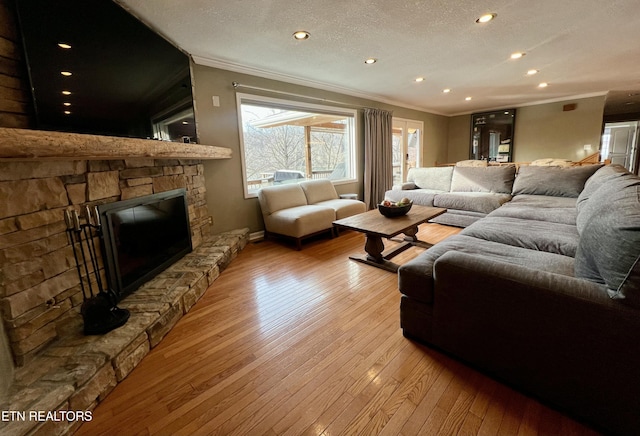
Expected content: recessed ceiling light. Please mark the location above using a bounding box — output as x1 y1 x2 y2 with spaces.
182 121 189 125
62 90 71 95
364 58 377 64
292 31 310 40
58 43 72 49
63 102 71 106
465 96 472 101
415 77 425 82
526 69 539 76
476 13 496 23
510 52 526 60
60 71 72 76
64 111 71 115
443 88 451 93
538 82 549 88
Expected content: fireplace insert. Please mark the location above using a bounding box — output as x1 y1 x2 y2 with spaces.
98 189 192 299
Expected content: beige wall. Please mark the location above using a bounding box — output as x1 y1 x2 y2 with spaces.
446 114 471 164
191 64 448 234
513 96 605 162
446 96 606 164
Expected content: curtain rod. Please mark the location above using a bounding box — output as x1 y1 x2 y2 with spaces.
231 81 373 110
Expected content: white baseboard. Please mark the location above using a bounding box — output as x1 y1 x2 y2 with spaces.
249 231 265 242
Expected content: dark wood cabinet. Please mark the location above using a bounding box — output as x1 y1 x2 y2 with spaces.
470 109 516 162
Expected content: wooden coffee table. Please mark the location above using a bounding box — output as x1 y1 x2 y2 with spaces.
333 205 446 272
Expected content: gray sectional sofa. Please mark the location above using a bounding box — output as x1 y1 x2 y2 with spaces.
397 163 640 435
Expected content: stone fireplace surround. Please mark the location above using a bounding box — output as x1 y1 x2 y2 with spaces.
0 128 247 435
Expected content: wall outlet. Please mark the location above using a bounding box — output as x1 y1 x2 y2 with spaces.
212 96 220 107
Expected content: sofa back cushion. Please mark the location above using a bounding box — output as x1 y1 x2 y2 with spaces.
574 182 640 308
451 165 516 194
577 170 639 233
512 164 603 198
257 183 308 215
577 164 630 208
299 179 338 204
407 166 454 191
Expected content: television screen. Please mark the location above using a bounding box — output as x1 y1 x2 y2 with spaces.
15 0 197 142
98 189 192 298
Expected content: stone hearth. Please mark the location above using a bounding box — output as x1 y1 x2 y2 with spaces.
0 229 249 436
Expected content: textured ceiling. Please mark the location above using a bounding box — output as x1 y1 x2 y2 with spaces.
116 0 640 116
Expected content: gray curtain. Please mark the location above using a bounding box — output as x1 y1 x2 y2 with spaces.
364 108 394 209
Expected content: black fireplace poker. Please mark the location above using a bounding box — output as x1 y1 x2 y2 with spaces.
64 207 130 335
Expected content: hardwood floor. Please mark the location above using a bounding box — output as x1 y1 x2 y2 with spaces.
76 224 600 436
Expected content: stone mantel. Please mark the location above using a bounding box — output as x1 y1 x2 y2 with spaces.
0 128 232 161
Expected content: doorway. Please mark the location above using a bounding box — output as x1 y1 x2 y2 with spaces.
392 118 423 186
601 121 639 173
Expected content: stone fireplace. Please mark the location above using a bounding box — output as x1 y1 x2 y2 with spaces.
0 156 215 366
0 128 246 435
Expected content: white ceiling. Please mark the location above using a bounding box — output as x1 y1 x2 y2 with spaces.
116 0 640 116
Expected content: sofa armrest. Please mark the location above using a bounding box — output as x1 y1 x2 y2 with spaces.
433 250 613 305
430 250 640 435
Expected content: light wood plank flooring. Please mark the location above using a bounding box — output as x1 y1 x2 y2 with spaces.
76 224 600 436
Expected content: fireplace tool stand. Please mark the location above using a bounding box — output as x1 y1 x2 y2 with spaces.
65 207 130 335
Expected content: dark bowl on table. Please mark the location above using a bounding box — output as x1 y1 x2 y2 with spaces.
378 201 412 217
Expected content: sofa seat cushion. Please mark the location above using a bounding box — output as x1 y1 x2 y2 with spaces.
460 216 580 257
488 195 577 225
575 183 640 308
264 205 336 238
398 235 575 305
451 165 516 194
433 192 512 214
430 210 486 228
512 164 602 197
313 198 366 219
384 189 443 207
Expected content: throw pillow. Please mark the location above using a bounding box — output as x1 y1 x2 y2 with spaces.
512 164 603 197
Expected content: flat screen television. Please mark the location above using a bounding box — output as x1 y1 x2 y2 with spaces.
15 0 197 142
98 189 193 299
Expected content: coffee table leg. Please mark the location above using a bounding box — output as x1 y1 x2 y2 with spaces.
364 234 385 262
403 225 419 241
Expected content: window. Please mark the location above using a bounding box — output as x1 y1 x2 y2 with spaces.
237 94 357 197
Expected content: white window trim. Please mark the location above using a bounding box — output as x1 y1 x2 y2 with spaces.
236 92 359 199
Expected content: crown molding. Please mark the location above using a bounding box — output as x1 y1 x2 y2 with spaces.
191 55 447 115
449 92 608 117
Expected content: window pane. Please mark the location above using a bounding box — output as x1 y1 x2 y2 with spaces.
238 97 356 196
